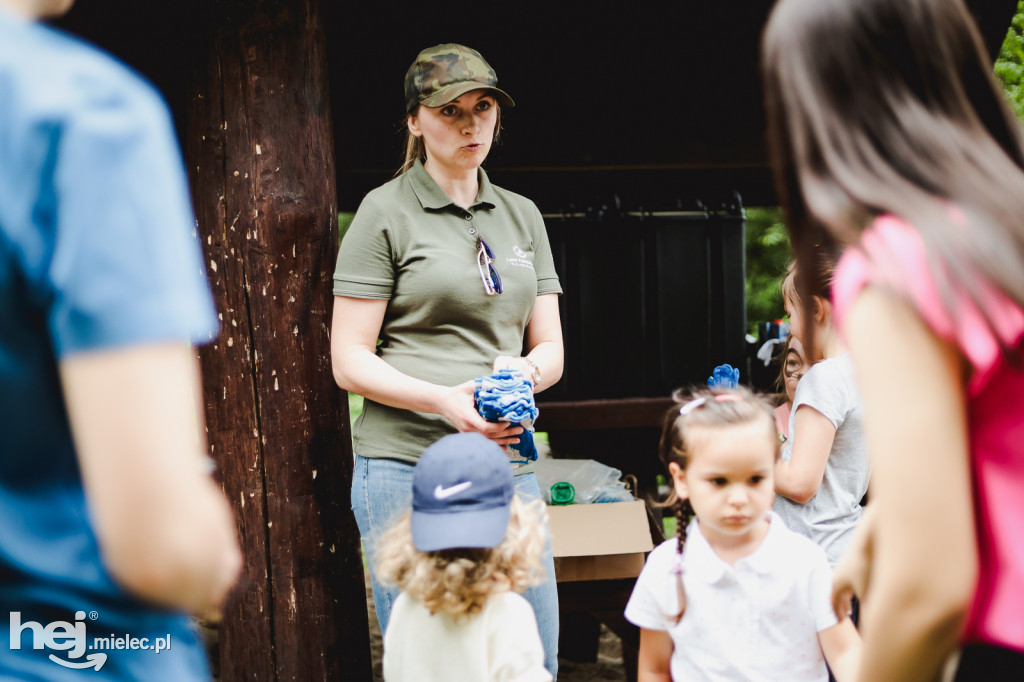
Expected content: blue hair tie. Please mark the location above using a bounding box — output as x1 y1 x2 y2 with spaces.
707 364 740 389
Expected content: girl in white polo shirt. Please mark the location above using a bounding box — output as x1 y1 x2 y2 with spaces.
625 387 860 681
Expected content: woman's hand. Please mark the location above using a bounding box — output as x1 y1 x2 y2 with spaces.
833 505 876 620
436 380 523 445
492 354 536 387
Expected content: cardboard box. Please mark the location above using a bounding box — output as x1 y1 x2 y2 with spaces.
547 500 655 582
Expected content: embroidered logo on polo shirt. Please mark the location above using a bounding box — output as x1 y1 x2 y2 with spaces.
506 245 535 270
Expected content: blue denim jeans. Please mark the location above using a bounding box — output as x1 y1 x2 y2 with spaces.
351 455 560 678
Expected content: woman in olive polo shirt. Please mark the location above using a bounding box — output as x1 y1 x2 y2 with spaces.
330 44 563 676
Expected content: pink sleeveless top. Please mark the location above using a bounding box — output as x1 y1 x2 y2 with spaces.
833 215 1024 652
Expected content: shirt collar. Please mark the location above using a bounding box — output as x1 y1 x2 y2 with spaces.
407 158 497 211
682 512 781 584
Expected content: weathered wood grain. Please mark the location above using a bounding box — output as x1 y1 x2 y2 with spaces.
185 1 369 679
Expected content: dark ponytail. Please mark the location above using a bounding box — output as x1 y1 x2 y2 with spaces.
672 499 695 623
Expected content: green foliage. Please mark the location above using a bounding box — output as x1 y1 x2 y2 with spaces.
348 392 363 426
662 513 676 540
338 212 355 244
996 2 1024 121
745 206 790 333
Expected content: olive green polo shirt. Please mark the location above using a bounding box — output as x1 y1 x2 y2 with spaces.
334 159 562 464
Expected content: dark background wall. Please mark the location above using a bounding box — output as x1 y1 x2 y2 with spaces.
321 2 778 211
55 2 1017 213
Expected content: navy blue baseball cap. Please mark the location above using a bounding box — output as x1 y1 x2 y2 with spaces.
411 432 514 552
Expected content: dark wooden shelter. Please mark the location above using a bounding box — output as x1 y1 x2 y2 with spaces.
53 2 1016 680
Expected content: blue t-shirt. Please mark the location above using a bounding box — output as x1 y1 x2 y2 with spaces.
0 9 218 680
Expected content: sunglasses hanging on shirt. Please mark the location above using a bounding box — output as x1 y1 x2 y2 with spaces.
476 236 503 296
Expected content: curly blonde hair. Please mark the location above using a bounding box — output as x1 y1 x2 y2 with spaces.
374 495 547 621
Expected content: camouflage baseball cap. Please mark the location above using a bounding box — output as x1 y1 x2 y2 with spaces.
404 43 515 112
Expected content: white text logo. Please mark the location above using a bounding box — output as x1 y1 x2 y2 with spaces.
10 611 106 671
9 611 173 671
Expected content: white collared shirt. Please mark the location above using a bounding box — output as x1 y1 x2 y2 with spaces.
625 512 838 682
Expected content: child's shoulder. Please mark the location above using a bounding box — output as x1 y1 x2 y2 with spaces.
805 353 853 381
648 536 683 562
480 591 543 629
635 537 682 576
634 532 692 577
490 589 532 611
799 354 858 403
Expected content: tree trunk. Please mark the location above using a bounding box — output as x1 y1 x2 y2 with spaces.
184 1 370 679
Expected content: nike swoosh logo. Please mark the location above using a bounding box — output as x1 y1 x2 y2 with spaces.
434 481 472 499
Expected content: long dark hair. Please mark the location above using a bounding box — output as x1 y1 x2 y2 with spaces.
762 0 1024 359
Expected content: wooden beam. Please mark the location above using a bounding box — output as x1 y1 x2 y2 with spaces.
536 397 675 431
185 1 370 679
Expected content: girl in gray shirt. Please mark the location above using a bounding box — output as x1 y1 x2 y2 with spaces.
773 256 870 565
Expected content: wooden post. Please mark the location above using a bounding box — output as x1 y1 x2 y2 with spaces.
184 1 370 679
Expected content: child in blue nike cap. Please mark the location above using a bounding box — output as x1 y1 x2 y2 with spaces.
375 432 552 682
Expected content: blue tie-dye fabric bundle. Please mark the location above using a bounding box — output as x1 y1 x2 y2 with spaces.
474 369 539 462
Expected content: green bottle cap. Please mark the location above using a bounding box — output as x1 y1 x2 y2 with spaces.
550 481 575 505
